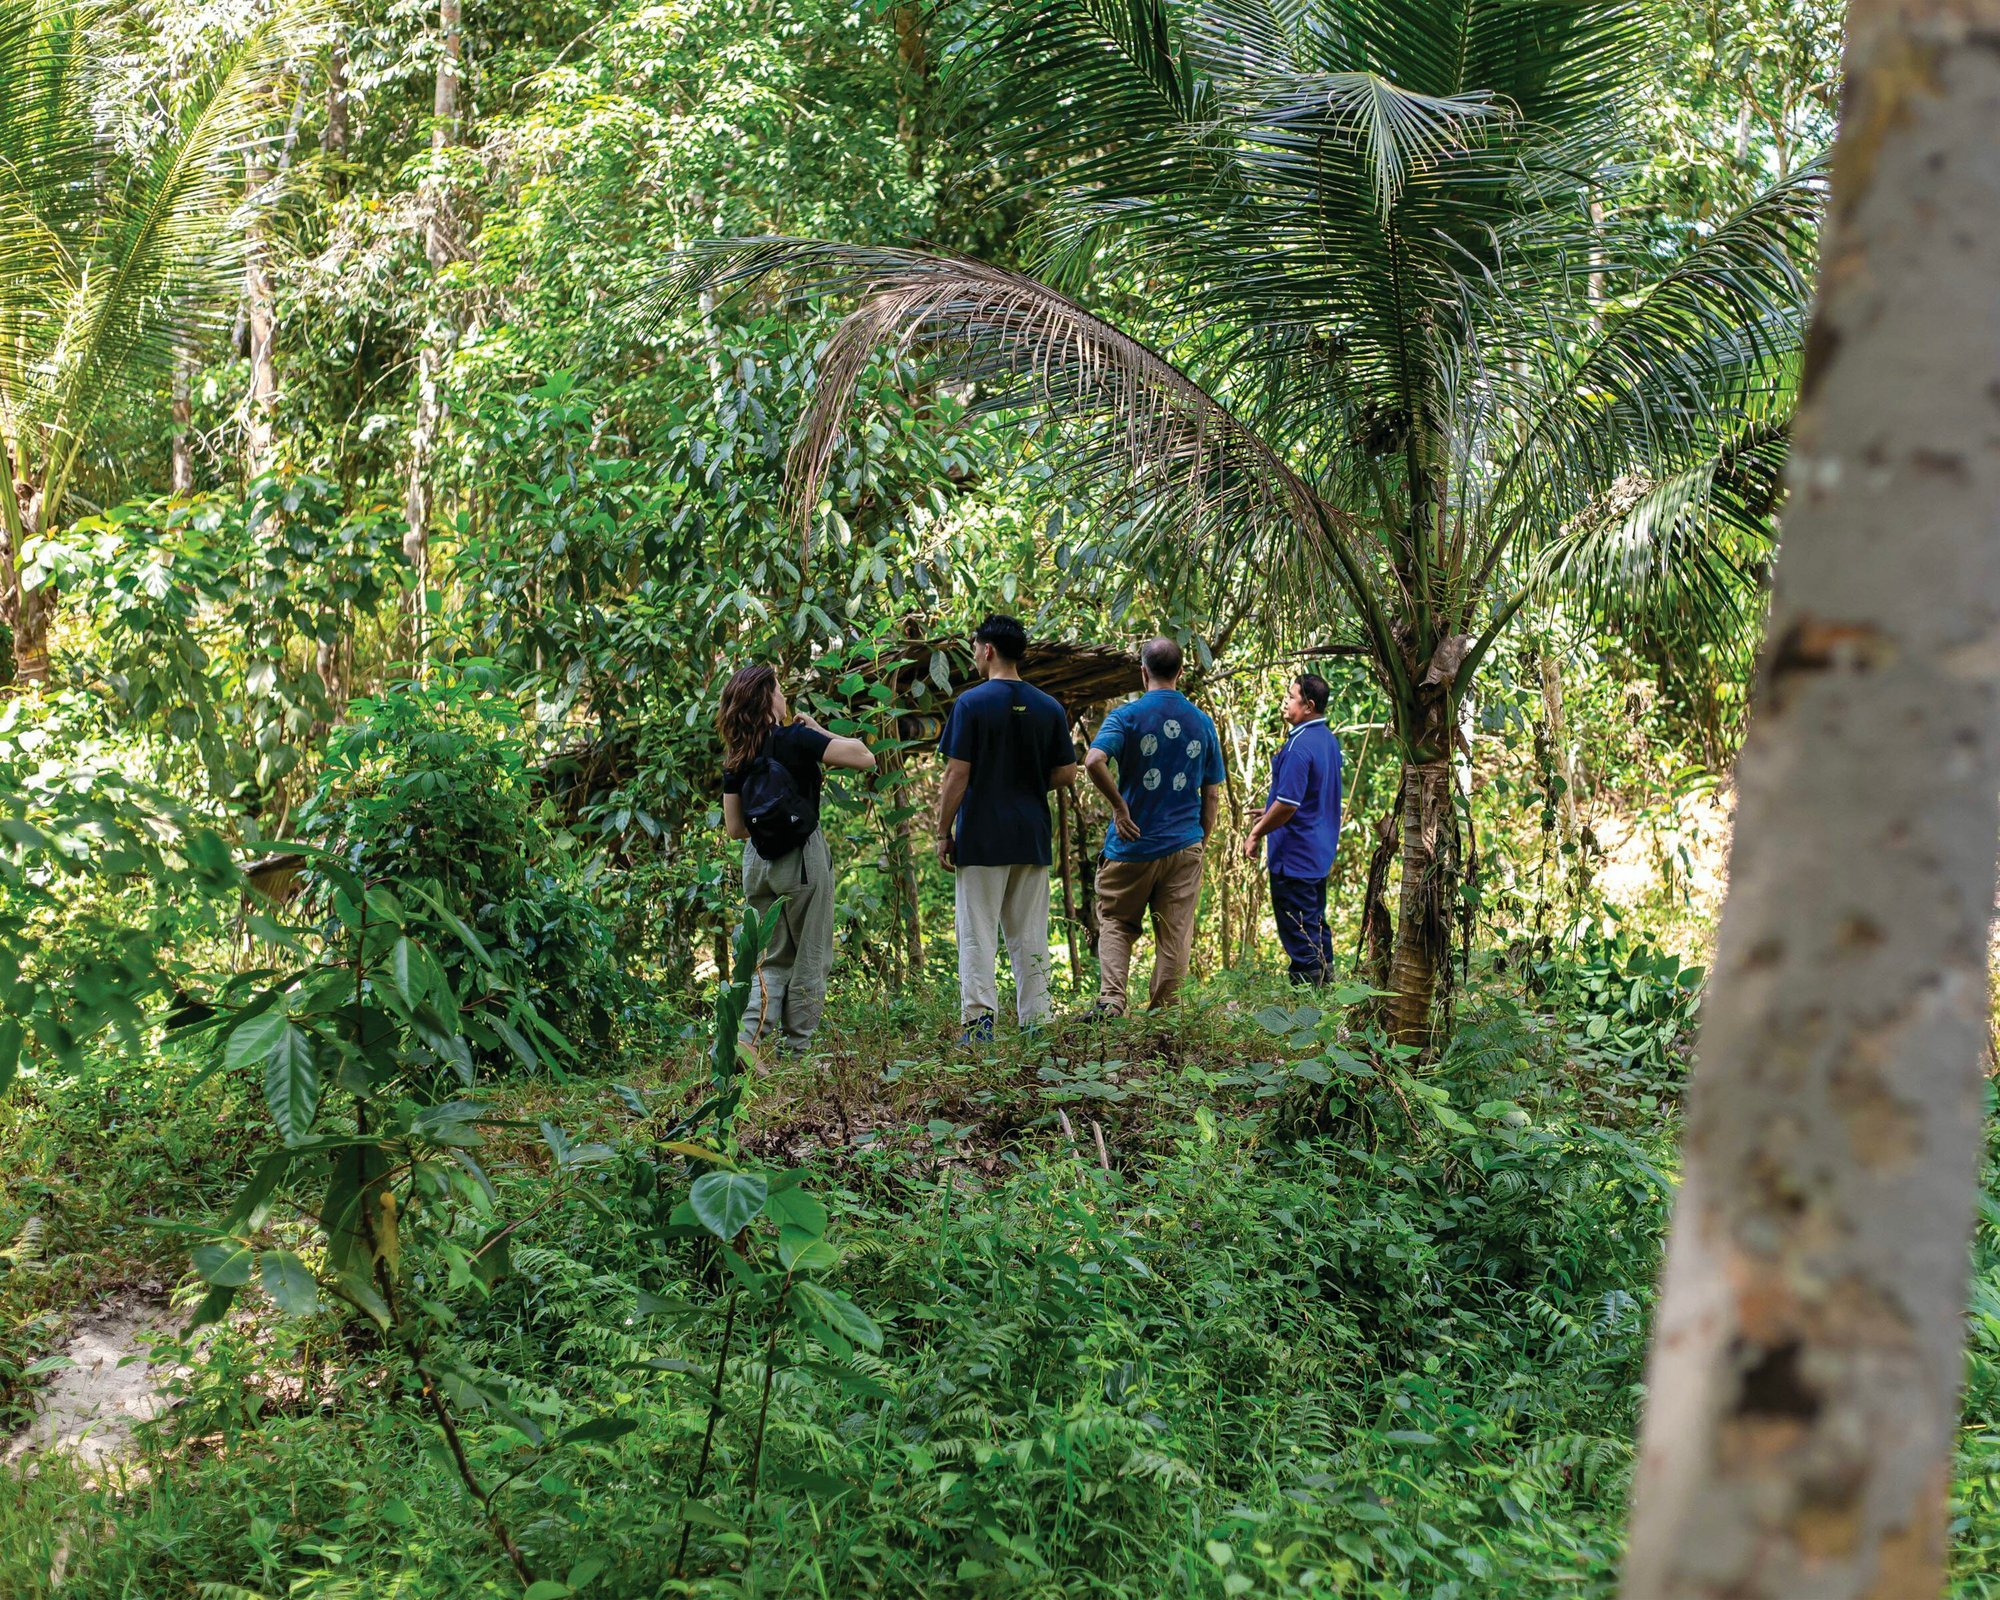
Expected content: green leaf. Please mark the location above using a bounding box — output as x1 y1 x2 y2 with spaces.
259 1249 319 1314
762 1186 826 1237
777 1228 838 1273
523 1583 571 1600
224 1007 288 1071
187 1283 238 1329
555 1417 638 1447
387 937 421 1007
790 1280 883 1352
0 1017 22 1096
1251 1005 1294 1035
193 1240 255 1287
264 1024 319 1143
689 1171 767 1240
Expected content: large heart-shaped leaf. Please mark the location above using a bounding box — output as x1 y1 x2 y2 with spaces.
689 1171 767 1241
259 1248 319 1314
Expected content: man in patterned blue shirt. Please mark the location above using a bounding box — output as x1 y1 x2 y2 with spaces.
1081 637 1225 1015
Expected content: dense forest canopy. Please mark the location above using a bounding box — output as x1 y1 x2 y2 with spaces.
5 0 1997 1597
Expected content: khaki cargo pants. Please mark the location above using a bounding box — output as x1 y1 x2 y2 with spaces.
1093 840 1206 1015
741 830 836 1053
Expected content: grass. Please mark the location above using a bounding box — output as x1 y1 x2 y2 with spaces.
1 953 1997 1599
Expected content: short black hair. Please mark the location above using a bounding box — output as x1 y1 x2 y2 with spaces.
974 613 1028 663
1294 671 1330 714
1139 636 1183 682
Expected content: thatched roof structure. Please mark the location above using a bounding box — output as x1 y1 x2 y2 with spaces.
879 637 1142 736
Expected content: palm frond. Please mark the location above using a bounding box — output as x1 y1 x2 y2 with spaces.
1464 161 1822 592
4 0 327 516
667 239 1391 644
1535 419 1785 630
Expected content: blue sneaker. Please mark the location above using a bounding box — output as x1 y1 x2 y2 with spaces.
957 1013 995 1047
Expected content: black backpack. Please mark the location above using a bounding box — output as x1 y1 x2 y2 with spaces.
739 732 819 865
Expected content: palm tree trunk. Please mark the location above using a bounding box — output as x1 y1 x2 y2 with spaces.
1621 0 2000 1591
1386 759 1451 1046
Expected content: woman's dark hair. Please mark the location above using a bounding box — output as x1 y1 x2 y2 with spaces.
1294 671 1331 714
719 664 779 771
974 613 1029 662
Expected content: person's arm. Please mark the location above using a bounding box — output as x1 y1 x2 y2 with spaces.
722 793 749 841
934 757 971 868
1241 798 1298 859
792 710 876 773
1201 783 1222 840
1084 746 1140 840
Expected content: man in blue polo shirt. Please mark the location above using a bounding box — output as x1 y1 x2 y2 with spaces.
1081 636 1225 1015
1242 672 1342 984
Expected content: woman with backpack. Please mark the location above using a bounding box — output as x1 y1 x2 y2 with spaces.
718 664 876 1052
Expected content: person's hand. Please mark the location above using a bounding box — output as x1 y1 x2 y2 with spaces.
793 709 824 732
1241 831 1261 862
935 832 956 870
1112 803 1142 843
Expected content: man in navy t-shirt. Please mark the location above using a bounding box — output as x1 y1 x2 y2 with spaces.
935 614 1078 1041
1242 672 1342 984
1081 636 1225 1015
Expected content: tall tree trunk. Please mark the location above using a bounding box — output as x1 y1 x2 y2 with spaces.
171 353 195 494
1621 0 2000 1592
324 37 349 187
892 5 926 181
6 478 48 682
1386 759 1451 1046
1358 809 1399 991
244 154 277 477
406 0 464 653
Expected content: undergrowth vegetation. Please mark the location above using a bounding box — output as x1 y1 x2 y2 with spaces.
6 944 1998 1599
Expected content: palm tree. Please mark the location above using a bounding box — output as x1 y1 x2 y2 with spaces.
0 0 317 683
681 0 1819 1042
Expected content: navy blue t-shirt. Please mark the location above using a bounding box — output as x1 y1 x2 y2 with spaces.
938 678 1074 867
1265 718 1343 878
1090 689 1226 861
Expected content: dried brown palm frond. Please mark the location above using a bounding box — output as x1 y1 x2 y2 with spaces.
669 240 1381 644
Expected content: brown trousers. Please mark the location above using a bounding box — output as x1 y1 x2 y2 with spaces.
1094 841 1206 1014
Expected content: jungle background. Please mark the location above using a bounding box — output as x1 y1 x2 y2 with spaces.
5 0 1995 1596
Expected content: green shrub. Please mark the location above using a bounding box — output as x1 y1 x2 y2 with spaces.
296 673 636 1070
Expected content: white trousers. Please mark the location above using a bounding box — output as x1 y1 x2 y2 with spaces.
953 863 1052 1026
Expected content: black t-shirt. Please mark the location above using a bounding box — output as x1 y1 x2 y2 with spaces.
723 723 832 811
938 678 1074 867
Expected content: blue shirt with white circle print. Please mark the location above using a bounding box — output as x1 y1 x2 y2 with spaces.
1089 688 1226 862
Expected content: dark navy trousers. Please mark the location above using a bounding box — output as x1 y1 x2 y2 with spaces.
1269 872 1334 985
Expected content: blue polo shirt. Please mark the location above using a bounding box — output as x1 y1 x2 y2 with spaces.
1266 718 1342 878
1089 689 1226 862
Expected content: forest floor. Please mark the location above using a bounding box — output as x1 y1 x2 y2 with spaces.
2 952 1997 1599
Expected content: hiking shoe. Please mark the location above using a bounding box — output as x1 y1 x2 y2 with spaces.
958 1013 996 1047
1080 999 1124 1022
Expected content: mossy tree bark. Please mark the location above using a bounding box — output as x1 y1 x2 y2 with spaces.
1622 1 2000 1592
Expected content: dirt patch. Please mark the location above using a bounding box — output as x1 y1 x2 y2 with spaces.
3 1295 177 1472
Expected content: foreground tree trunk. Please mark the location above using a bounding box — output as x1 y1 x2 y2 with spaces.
1386 759 1451 1045
1621 2 2000 1593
